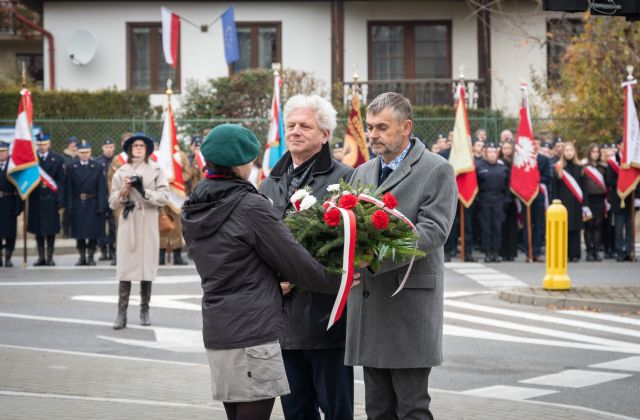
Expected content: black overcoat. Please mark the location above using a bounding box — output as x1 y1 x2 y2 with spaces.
65 159 107 239
27 152 65 236
0 160 22 239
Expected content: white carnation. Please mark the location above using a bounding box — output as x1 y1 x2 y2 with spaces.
326 184 340 192
299 195 317 211
290 189 310 204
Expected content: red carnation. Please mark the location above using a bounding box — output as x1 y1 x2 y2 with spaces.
324 208 341 227
293 200 301 211
382 192 398 210
338 194 359 210
371 209 390 230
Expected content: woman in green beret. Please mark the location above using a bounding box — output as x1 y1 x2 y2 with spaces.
181 124 341 420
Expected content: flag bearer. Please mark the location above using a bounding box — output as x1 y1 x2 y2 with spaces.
0 141 22 267
65 141 108 266
28 133 65 266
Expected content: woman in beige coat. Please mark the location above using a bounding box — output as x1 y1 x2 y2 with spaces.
109 135 170 329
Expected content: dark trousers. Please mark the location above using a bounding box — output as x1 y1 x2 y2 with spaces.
501 201 519 260
281 348 353 420
36 235 55 250
568 230 581 260
614 210 633 257
98 209 116 248
602 212 616 254
584 199 605 253
0 237 16 252
523 198 545 257
363 366 433 420
444 205 474 255
479 199 504 252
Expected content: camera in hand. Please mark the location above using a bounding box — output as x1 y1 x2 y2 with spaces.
130 173 146 197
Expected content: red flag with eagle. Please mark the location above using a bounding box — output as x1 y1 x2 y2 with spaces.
618 69 640 201
342 80 370 168
510 83 540 206
158 98 186 213
448 82 477 207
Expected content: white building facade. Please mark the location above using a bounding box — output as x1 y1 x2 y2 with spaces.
35 0 565 116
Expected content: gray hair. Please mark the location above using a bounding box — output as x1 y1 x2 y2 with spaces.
366 92 413 122
283 94 337 138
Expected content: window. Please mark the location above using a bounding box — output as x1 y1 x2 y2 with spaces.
16 54 44 87
547 19 583 83
232 22 281 73
127 22 179 92
368 21 451 80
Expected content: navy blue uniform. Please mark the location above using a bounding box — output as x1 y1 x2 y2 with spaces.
65 159 107 239
476 159 510 255
0 159 23 266
523 154 551 260
95 154 116 255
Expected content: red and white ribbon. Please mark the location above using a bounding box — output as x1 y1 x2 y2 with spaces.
584 165 607 193
540 183 549 210
558 167 583 204
358 193 419 297
196 150 206 170
39 166 58 192
326 202 356 330
117 151 128 166
608 157 620 174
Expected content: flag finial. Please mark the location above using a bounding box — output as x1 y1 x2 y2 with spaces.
272 62 281 76
627 65 634 81
353 65 360 82
166 79 173 96
458 65 465 80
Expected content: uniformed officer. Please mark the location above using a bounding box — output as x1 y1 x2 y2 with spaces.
65 141 108 265
95 138 116 261
0 141 22 267
476 142 510 263
28 133 65 266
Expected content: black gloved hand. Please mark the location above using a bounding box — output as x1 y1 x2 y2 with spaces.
122 201 135 219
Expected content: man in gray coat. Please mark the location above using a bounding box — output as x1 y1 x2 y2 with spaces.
259 95 354 419
347 92 457 419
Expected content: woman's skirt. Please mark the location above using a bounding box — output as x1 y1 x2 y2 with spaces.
206 341 290 402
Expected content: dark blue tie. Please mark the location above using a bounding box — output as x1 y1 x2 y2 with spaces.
379 166 393 186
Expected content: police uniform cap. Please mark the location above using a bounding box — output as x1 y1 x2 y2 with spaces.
123 134 154 157
552 136 564 145
68 135 79 144
201 124 260 167
190 136 202 146
542 142 552 149
0 141 9 151
78 140 91 151
36 132 50 144
485 142 498 149
102 137 114 145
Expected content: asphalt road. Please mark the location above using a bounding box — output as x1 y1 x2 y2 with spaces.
1 255 639 418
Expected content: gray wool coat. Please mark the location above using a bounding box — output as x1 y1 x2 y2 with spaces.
346 139 457 369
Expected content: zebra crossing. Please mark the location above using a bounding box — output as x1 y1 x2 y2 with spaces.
445 262 528 289
442 292 640 403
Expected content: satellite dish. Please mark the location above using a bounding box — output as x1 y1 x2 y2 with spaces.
67 29 97 66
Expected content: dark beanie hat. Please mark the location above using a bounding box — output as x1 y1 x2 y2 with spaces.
201 124 260 167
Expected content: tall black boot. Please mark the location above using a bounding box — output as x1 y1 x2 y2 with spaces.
113 281 131 330
34 236 46 266
159 249 166 266
110 246 117 266
493 250 502 263
172 248 188 265
87 240 97 266
5 249 13 267
75 240 87 266
99 245 109 261
45 235 55 266
140 281 152 326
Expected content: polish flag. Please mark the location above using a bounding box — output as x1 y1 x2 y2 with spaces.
510 83 540 206
158 99 186 212
618 72 640 201
448 82 477 207
161 7 180 68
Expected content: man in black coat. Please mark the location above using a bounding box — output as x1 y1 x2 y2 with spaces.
66 141 107 265
28 134 65 266
523 150 551 262
605 150 636 262
259 95 354 420
476 142 510 262
95 138 116 261
0 141 22 267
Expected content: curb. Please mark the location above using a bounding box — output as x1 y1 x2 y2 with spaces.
498 287 640 314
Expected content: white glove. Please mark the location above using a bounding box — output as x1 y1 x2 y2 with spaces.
582 206 593 221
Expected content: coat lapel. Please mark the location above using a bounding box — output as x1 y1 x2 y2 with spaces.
374 140 425 194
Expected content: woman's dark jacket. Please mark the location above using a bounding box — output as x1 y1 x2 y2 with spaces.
551 161 586 232
181 178 338 350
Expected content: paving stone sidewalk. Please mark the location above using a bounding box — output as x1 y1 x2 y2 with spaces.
0 346 634 420
499 287 640 315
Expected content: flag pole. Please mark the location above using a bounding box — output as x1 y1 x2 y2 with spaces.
526 205 533 263
459 201 465 262
165 78 173 266
21 63 28 268
632 190 636 262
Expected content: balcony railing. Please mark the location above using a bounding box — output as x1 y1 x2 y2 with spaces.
0 2 14 35
343 78 486 109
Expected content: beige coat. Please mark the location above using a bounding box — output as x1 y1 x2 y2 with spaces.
109 159 170 282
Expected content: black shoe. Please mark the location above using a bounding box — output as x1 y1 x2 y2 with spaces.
98 246 109 261
172 249 188 266
586 253 596 262
484 253 492 263
75 257 87 266
594 252 602 262
617 254 626 262
570 257 580 262
87 254 96 266
464 253 477 262
4 253 13 267
625 254 635 262
493 253 502 263
444 251 451 262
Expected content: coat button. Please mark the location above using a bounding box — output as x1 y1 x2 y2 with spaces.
363 290 370 298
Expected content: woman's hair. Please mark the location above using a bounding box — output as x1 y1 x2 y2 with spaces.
556 141 581 175
585 142 600 166
205 162 240 179
127 153 149 164
283 94 338 138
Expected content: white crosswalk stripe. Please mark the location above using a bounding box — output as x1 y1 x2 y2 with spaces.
445 262 528 289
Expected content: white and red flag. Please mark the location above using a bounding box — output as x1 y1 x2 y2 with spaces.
510 83 540 206
7 88 41 199
161 7 180 68
158 98 186 212
262 70 286 178
618 70 640 201
448 82 478 207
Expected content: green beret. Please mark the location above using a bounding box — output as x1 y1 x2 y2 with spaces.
201 124 261 167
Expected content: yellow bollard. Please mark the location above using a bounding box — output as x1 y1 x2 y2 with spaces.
543 199 571 290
